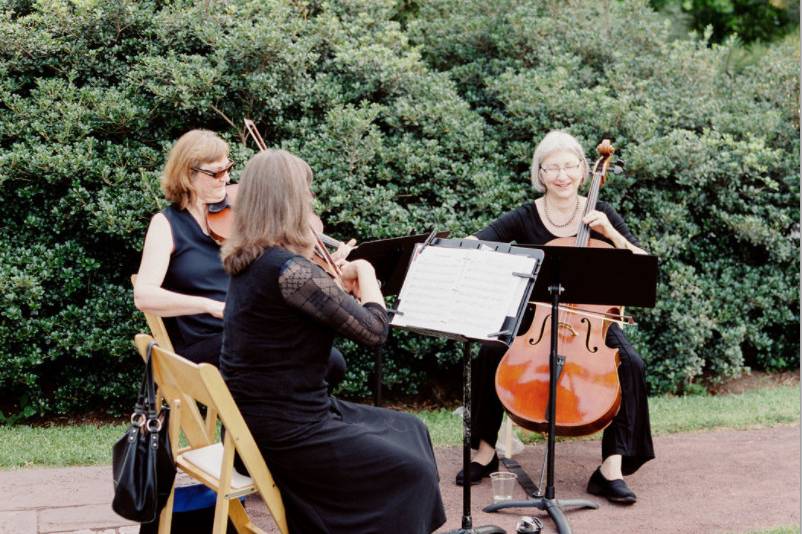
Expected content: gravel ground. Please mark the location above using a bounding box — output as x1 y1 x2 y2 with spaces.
242 424 800 534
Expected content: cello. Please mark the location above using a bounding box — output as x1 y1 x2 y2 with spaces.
494 140 625 436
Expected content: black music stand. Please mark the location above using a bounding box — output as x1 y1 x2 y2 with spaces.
348 231 449 405
483 245 658 534
391 238 545 534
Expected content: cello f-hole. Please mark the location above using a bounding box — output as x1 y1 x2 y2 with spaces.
529 315 551 346
581 317 598 353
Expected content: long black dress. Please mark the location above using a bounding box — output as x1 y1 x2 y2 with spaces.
220 246 446 534
472 201 655 475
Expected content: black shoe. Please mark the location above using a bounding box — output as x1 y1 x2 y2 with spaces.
587 467 637 504
455 453 499 486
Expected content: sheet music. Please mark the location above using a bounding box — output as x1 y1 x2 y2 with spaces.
392 245 537 341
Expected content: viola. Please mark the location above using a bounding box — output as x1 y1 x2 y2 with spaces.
494 140 624 436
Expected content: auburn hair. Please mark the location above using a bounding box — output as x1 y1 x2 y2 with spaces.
161 130 229 209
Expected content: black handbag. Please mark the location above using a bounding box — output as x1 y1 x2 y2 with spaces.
112 340 176 523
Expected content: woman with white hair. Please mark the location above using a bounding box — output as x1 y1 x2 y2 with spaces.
457 131 653 505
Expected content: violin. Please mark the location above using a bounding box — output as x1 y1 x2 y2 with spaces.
206 183 238 243
205 183 346 248
494 140 624 436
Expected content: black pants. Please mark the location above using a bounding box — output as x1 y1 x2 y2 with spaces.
471 323 654 475
180 335 223 366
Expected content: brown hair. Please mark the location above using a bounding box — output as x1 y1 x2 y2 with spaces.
221 149 316 275
161 130 229 209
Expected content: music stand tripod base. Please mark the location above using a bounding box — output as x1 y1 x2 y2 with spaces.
442 340 506 534
482 281 600 534
482 498 598 534
442 526 507 534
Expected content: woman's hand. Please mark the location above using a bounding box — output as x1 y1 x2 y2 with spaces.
206 299 225 319
582 210 616 240
339 259 386 306
582 210 646 254
331 238 357 267
339 259 372 300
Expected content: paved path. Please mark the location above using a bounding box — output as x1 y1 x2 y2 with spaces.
0 425 798 534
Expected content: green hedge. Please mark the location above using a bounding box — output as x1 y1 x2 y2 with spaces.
0 0 798 419
649 0 799 44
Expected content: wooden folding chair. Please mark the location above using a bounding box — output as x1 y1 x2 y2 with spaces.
134 334 288 534
130 274 175 352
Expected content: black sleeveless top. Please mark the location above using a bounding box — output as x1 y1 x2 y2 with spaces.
161 205 228 352
475 200 641 247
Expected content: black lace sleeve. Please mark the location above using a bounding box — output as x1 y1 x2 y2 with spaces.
278 257 389 347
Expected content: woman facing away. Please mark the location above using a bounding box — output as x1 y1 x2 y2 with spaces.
458 130 654 505
133 130 346 386
219 149 446 533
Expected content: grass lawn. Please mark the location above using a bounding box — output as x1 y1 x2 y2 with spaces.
0 384 798 469
418 383 800 446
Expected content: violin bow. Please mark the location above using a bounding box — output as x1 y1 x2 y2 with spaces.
242 118 343 279
243 119 268 152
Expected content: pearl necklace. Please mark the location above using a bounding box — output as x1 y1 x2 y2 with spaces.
543 196 581 228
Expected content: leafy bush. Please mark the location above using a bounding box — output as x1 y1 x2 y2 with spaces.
650 0 799 44
0 0 797 419
408 0 799 392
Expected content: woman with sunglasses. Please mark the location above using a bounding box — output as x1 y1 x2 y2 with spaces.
134 129 234 365
457 130 654 505
132 130 348 379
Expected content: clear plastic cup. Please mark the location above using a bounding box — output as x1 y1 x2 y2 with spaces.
490 471 517 502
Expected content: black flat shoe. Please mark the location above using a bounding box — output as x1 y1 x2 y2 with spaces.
587 467 637 504
455 453 499 486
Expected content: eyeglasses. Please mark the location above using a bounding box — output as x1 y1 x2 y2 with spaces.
540 161 582 179
192 160 235 180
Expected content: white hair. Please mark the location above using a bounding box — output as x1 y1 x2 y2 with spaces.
530 130 590 193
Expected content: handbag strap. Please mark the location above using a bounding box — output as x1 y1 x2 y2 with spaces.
144 340 159 420
133 341 159 421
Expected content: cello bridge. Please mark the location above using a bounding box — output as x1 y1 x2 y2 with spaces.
558 322 578 336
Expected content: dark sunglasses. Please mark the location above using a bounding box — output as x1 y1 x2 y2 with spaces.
192 160 235 179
